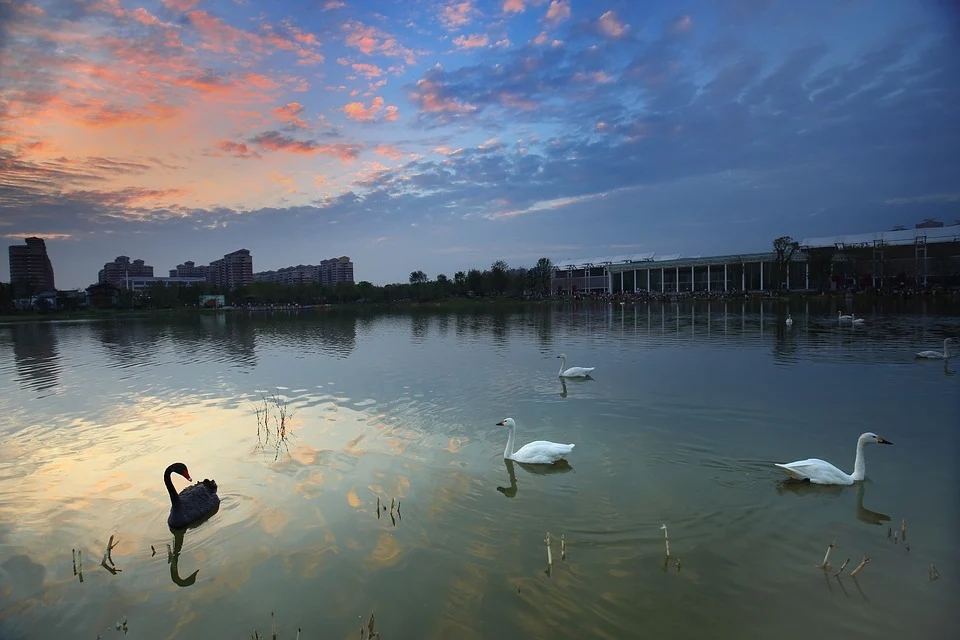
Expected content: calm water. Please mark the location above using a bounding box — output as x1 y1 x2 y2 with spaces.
0 300 958 640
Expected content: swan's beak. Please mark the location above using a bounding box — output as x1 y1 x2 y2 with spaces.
877 437 893 445
183 471 192 480
496 420 505 426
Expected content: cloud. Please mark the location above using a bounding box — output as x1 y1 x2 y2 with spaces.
249 131 362 160
216 140 262 159
453 34 489 49
3 232 74 241
440 1 479 30
544 0 571 28
342 20 417 66
341 97 400 122
596 11 628 38
272 102 309 129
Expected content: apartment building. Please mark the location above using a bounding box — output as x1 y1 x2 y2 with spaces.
98 256 154 288
8 237 56 296
208 249 253 290
253 256 355 286
168 260 210 279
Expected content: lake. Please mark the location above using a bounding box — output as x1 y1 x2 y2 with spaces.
0 299 957 640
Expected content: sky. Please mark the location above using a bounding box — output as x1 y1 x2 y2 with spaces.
1 0 958 288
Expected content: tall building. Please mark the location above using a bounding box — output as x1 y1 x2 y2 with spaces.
169 260 210 279
253 256 355 286
208 249 253 290
98 256 154 288
8 237 55 296
320 256 354 285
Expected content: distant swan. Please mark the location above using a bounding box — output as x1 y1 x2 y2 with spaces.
774 432 892 485
165 463 220 530
916 338 954 360
557 353 595 378
838 311 852 321
496 418 575 465
785 314 793 327
851 313 865 325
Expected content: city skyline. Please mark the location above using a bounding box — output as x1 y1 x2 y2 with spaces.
2 1 958 290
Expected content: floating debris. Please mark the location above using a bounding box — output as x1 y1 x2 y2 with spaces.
850 554 871 577
901 518 907 542
661 524 670 558
360 612 380 640
560 534 566 561
893 531 898 545
151 545 156 557
545 532 553 567
929 564 940 581
821 540 836 571
676 558 681 572
833 558 850 578
101 534 121 574
887 526 892 539
376 497 381 519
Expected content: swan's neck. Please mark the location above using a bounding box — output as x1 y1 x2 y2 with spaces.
851 438 867 482
558 357 566 375
504 426 516 459
164 467 180 506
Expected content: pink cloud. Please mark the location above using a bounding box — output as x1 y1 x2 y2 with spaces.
375 144 405 160
341 96 400 122
323 0 346 9
217 140 261 158
251 132 362 161
272 102 309 129
544 0 571 27
597 11 628 38
441 1 479 30
502 0 547 14
342 20 417 65
411 78 477 115
670 14 693 35
453 34 489 49
351 62 384 78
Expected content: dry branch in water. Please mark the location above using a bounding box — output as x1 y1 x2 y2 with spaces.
850 554 871 577
833 558 850 578
661 524 670 558
561 534 566 561
545 532 553 567
901 518 907 542
821 540 836 570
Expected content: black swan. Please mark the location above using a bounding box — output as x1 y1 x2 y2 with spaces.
164 462 220 530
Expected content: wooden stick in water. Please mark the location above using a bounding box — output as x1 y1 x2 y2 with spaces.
833 558 850 577
390 497 395 514
821 540 836 570
561 534 566 561
900 518 907 542
850 554 871 577
545 532 553 567
887 526 892 539
893 531 898 544
72 549 77 576
661 524 670 558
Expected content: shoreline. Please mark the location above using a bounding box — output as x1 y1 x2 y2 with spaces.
1 289 956 324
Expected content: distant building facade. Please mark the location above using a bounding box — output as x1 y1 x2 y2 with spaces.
8 236 56 296
208 249 253 290
99 256 153 288
253 256 355 286
168 260 210 279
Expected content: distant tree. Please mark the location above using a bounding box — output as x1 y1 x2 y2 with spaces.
773 236 800 290
409 270 428 285
490 260 509 295
0 282 13 311
466 268 484 295
532 257 553 296
453 271 466 296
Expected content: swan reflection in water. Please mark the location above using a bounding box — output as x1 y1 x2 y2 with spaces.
167 502 220 587
558 375 595 399
497 458 574 498
776 479 890 526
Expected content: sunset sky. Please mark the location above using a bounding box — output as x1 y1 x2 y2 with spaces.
1 0 958 288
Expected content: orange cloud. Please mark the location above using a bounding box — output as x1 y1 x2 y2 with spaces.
217 141 261 158
374 144 405 160
341 97 400 122
272 102 309 128
251 131 362 161
412 78 477 115
502 0 547 13
351 63 384 78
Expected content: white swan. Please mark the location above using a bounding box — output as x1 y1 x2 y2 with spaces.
496 418 575 464
785 314 793 327
774 432 892 485
838 311 852 321
916 338 954 359
851 312 865 325
557 353 595 378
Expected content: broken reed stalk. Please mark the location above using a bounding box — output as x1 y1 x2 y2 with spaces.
661 524 670 558
893 531 898 544
833 558 850 577
561 534 566 561
850 554 871 577
545 532 553 567
901 518 907 542
929 564 940 581
72 549 77 575
821 540 836 570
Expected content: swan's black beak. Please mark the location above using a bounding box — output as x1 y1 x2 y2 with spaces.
877 437 893 445
496 420 505 426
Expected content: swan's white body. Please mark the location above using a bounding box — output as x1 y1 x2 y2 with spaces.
497 418 574 464
851 313 865 325
916 338 954 360
557 353 595 378
838 311 852 321
774 432 892 485
785 314 793 326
